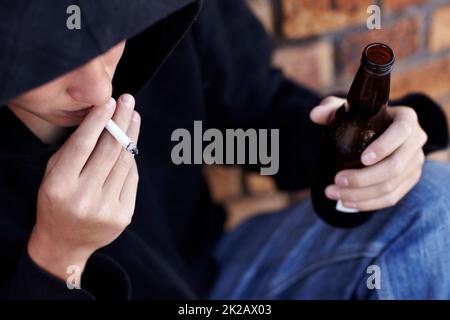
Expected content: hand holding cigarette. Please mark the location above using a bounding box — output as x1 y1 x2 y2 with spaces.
106 119 139 155
28 94 141 282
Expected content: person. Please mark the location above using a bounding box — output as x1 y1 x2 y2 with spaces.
0 0 449 300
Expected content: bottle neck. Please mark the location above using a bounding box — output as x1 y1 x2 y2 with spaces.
346 65 391 120
346 43 394 121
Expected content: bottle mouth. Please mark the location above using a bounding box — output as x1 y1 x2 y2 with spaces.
361 43 395 75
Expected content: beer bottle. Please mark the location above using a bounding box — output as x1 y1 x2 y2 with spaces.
311 43 395 228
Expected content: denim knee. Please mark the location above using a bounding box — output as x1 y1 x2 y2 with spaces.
399 160 450 222
365 160 450 299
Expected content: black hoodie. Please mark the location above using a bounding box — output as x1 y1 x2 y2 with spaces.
0 0 448 299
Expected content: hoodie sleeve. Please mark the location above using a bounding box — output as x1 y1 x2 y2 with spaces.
193 0 449 190
2 248 131 300
391 93 449 155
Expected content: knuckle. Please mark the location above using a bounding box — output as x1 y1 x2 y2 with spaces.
93 212 109 225
420 130 428 146
97 201 112 217
390 155 403 175
109 213 130 230
372 143 388 157
43 181 64 201
94 204 116 225
46 154 58 169
71 194 92 218
412 152 424 169
418 151 425 164
380 180 394 194
385 193 399 207
120 214 133 228
414 167 423 182
340 190 355 202
342 171 358 187
357 203 369 211
321 96 338 104
397 120 412 136
348 178 361 188
403 107 418 123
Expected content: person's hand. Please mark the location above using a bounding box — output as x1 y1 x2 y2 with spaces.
28 94 141 281
310 96 427 211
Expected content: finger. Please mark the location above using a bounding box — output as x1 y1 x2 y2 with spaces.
53 98 116 177
335 131 426 188
361 107 418 166
309 96 346 125
341 168 422 211
103 111 141 199
119 160 139 208
326 151 424 202
80 94 135 186
44 150 62 177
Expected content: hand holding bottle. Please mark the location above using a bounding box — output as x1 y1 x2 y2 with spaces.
310 95 427 212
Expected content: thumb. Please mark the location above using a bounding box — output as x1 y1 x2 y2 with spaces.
310 96 346 125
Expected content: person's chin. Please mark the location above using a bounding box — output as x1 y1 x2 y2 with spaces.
54 115 84 127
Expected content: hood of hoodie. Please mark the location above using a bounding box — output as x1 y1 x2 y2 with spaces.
0 0 201 107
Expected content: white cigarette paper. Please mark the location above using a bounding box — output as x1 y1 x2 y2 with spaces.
105 119 139 155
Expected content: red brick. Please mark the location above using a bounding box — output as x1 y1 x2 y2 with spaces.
383 0 428 13
247 0 274 34
272 40 334 91
437 94 450 136
391 54 450 100
282 0 373 39
429 5 450 53
338 14 423 80
203 165 244 203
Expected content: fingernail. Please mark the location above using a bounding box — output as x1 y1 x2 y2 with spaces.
132 111 140 122
120 94 134 108
336 176 349 187
343 201 357 209
325 186 340 200
362 151 377 165
106 98 116 109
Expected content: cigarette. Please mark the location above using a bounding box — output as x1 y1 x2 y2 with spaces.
105 119 139 155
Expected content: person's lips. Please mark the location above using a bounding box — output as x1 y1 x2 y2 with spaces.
62 106 93 118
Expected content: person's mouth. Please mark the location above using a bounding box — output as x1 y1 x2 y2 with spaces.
62 106 93 118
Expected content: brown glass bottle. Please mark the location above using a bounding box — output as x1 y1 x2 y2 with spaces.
311 43 395 228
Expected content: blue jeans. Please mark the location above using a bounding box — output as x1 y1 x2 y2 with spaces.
209 161 450 299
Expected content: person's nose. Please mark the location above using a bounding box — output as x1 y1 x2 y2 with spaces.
66 57 113 107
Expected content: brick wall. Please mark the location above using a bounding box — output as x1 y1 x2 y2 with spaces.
204 0 450 228
268 0 450 126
